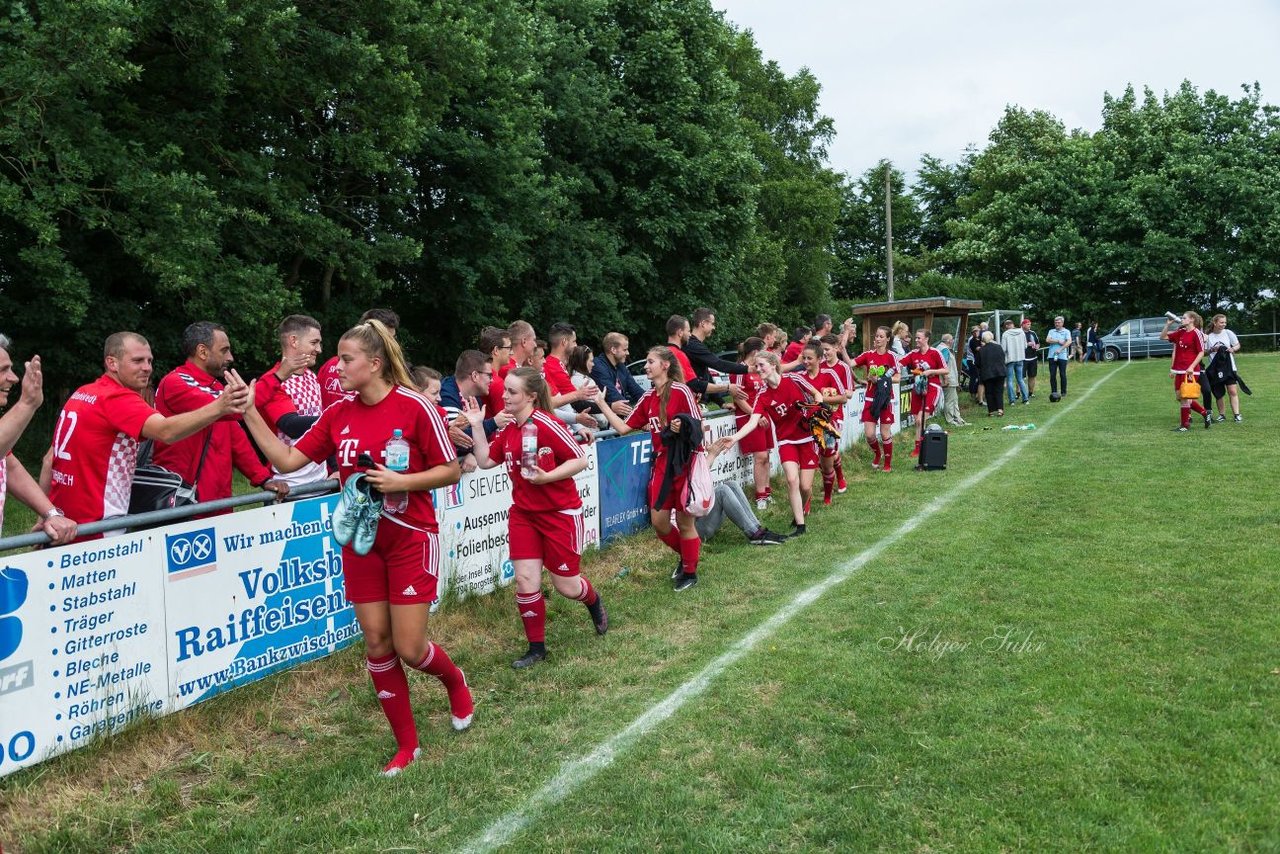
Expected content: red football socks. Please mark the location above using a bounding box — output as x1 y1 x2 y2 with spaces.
367 653 418 753
883 440 893 471
574 576 599 606
514 591 546 642
679 536 700 576
412 642 474 728
658 528 682 554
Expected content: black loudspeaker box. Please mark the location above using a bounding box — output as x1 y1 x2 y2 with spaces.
918 431 947 470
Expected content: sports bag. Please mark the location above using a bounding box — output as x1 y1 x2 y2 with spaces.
682 450 715 518
128 431 212 517
128 465 198 514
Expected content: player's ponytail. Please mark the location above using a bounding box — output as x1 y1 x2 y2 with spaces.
341 319 417 391
509 366 553 413
648 346 682 427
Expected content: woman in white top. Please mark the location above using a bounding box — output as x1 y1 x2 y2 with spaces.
1204 314 1243 422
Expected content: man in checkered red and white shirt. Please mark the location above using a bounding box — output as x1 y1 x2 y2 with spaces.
43 331 251 541
252 314 329 488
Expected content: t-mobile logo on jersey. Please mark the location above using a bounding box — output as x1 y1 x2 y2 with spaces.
338 438 360 467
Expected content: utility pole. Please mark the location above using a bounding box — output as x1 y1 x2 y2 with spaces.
885 162 894 302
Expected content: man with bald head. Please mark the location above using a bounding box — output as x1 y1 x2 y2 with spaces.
43 331 250 539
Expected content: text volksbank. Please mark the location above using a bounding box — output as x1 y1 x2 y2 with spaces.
173 551 350 661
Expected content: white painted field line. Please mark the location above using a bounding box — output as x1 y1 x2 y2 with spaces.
458 367 1124 854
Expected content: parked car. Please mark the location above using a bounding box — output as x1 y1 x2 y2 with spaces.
1099 317 1176 362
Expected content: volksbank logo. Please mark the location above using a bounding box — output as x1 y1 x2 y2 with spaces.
501 560 515 582
167 528 218 581
0 566 33 696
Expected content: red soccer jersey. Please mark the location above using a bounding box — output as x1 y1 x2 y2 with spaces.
754 374 818 445
900 348 946 389
731 371 766 431
48 375 158 529
669 346 696 386
853 350 900 390
1169 328 1205 372
490 411 585 514
318 356 355 409
542 355 576 396
485 370 506 418
625 382 700 452
782 341 804 364
806 367 845 425
254 365 326 485
294 385 457 533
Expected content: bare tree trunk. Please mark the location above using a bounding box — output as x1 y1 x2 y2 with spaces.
321 263 335 309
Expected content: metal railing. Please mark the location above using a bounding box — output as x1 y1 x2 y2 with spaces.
0 479 339 553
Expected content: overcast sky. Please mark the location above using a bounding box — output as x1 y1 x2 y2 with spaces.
713 0 1280 180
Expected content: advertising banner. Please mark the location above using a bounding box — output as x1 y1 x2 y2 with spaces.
596 432 653 543
1 534 170 777
164 496 360 711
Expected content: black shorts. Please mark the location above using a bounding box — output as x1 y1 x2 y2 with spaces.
1024 359 1038 378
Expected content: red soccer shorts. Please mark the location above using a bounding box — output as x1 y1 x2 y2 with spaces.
647 452 690 512
910 384 941 417
342 520 438 605
778 440 819 470
860 398 895 426
738 418 775 454
508 504 585 576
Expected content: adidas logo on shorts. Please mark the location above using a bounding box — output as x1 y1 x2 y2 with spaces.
376 690 395 699
558 564 570 573
402 585 417 596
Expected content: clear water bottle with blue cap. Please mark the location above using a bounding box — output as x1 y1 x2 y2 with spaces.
384 429 410 512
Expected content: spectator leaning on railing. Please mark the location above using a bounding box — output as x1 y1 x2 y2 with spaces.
439 350 508 472
685 307 747 405
664 315 699 395
42 332 250 541
589 332 644 414
0 335 78 544
478 326 512 417
253 315 328 487
152 322 289 512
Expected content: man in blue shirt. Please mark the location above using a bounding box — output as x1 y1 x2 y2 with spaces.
1045 315 1071 397
589 332 645 416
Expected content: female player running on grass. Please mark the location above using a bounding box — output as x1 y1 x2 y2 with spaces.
731 337 775 510
800 341 846 506
592 347 704 591
243 320 474 778
819 332 855 495
852 326 900 472
716 350 821 538
463 367 607 670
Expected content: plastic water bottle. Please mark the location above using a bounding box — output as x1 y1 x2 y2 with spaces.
521 420 539 479
384 429 410 512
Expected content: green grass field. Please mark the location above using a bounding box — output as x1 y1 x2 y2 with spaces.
4 356 1278 852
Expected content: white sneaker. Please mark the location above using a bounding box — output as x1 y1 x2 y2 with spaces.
756 498 768 511
1234 414 1243 422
